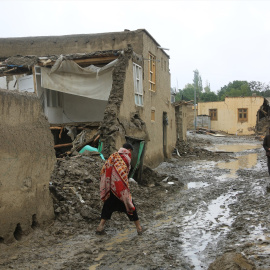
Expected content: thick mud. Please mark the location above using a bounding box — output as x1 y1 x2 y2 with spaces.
1 132 270 270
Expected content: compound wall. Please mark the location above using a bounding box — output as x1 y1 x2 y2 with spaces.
0 89 55 243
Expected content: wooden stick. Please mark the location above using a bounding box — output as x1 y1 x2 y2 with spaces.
59 126 64 139
50 127 63 130
54 143 73 149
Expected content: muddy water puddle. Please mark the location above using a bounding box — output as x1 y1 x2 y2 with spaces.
217 153 258 178
205 143 261 153
154 142 263 269
186 181 209 189
180 191 239 269
213 143 261 179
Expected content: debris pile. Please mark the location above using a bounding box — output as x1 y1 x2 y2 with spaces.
49 152 182 229
50 153 104 227
175 138 231 161
195 127 217 135
256 116 270 135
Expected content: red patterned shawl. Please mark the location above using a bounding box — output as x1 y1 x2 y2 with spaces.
100 148 135 214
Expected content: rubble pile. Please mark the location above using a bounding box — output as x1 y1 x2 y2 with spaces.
49 151 183 229
49 152 104 227
175 138 231 161
256 116 270 135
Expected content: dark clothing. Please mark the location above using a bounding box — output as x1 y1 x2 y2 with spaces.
263 135 270 155
267 157 270 176
263 135 270 175
101 191 139 221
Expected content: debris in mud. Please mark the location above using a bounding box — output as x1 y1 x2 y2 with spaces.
49 153 183 229
174 138 232 162
50 153 104 226
208 252 256 270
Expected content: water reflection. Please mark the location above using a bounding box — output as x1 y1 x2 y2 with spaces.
206 144 261 153
187 182 209 189
181 192 238 269
217 153 258 178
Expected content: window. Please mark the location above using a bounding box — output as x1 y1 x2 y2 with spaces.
149 53 156 91
46 89 62 107
151 109 155 122
133 63 143 106
238 108 248 122
209 109 217 120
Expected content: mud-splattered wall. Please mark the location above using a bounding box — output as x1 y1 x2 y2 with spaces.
0 89 55 243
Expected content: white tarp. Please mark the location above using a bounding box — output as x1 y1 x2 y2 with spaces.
18 75 35 92
41 57 118 101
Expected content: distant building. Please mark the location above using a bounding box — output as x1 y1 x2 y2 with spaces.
198 96 264 135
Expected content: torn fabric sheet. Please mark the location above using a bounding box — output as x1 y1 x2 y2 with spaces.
41 58 118 101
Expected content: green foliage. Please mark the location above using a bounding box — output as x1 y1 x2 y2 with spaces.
193 69 203 93
175 92 182 102
204 80 211 93
175 71 270 103
248 81 270 97
177 83 197 101
217 81 252 100
200 91 218 102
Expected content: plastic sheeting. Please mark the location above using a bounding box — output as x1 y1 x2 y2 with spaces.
41 57 118 101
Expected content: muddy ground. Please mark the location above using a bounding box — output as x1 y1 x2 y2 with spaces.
1 132 270 270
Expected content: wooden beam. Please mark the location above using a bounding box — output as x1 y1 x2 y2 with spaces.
50 127 63 130
54 143 73 149
74 56 117 65
39 56 118 67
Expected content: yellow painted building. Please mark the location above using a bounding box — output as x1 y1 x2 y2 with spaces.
197 96 264 135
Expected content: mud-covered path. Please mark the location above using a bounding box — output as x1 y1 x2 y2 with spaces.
1 133 270 270
152 133 270 269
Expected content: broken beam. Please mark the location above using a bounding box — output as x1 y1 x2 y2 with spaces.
54 143 73 149
40 56 118 67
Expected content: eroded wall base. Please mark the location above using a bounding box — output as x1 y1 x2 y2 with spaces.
0 89 56 243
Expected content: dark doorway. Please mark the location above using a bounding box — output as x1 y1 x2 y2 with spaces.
163 112 168 159
125 137 145 184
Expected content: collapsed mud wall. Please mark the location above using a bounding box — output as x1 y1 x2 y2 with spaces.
256 98 270 135
100 46 148 158
0 89 55 243
99 49 130 157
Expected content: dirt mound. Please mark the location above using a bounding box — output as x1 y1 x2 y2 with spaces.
49 151 183 231
49 153 104 227
175 139 232 161
208 252 256 270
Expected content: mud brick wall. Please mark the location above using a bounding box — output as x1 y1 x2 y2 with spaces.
0 89 55 243
175 104 187 142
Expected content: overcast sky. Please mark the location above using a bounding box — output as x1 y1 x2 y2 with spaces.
1 0 270 93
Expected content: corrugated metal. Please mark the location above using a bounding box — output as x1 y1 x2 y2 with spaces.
196 115 211 129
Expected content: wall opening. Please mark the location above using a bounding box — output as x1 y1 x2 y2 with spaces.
31 214 39 229
126 137 145 184
0 237 4 243
14 223 23 241
163 112 168 158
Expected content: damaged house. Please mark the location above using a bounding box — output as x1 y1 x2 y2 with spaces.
256 97 270 135
0 29 181 179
